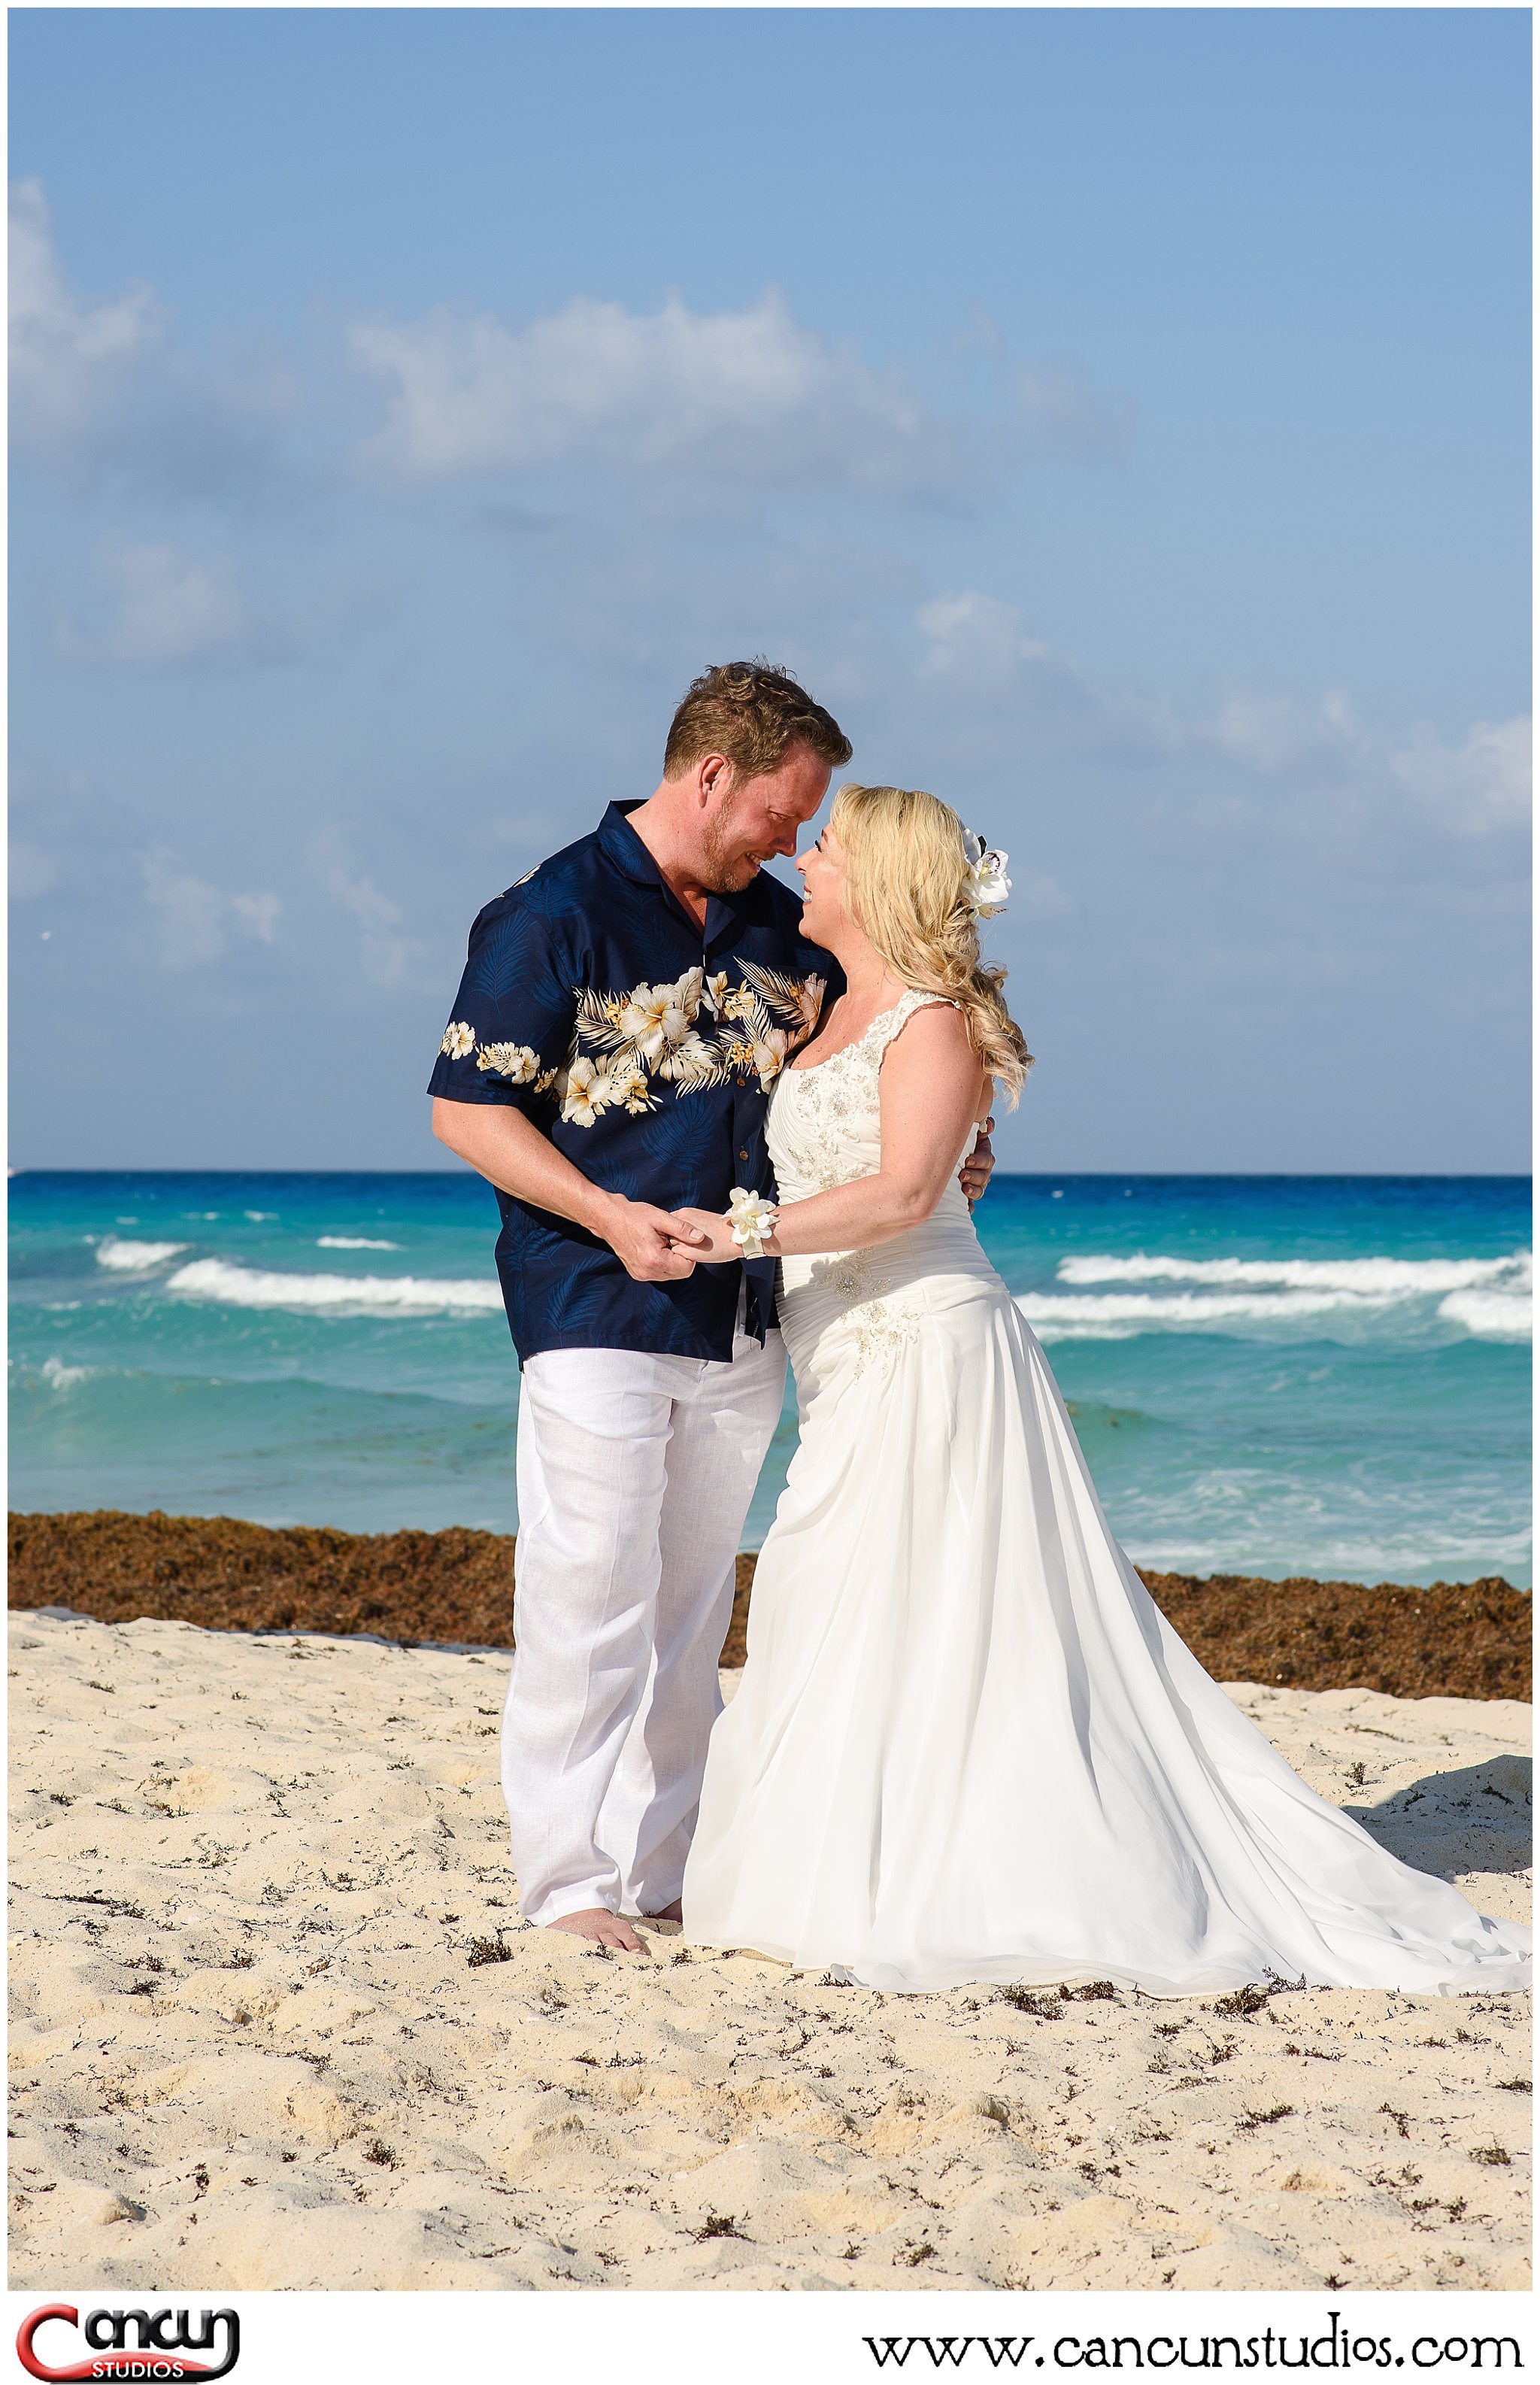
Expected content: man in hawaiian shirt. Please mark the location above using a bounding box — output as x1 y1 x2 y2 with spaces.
430 663 994 1948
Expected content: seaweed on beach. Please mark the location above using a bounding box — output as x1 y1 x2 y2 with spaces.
7 1509 522 1649
1138 1567 1529 1702
6 1510 1530 1701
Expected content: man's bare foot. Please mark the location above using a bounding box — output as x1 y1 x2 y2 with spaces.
647 1899 684 1923
547 1907 645 1952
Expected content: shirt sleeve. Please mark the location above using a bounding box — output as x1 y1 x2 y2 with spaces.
426 895 577 1109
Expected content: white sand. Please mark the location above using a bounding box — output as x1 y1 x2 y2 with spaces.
8 1610 1530 2292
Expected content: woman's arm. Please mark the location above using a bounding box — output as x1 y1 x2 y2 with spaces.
682 1004 989 1261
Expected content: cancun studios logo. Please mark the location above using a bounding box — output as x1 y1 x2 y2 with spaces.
16 2306 239 2383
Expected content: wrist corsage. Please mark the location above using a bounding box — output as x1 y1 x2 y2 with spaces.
726 1186 780 1261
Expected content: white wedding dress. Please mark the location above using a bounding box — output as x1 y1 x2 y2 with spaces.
683 990 1532 1996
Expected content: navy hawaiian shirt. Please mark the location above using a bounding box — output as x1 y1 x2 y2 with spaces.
427 801 844 1365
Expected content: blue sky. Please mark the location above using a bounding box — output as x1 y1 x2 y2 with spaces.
10 8 1530 1171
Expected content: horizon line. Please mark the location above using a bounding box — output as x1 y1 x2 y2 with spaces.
8 1166 1534 1185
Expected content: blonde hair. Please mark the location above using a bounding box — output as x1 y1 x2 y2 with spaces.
829 783 1033 1103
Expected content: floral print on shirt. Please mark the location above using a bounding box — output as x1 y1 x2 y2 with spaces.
437 959 826 1128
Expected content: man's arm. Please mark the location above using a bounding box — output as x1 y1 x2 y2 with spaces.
428 888 705 1283
431 1098 705 1283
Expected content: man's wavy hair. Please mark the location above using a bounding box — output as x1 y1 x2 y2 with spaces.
663 660 853 786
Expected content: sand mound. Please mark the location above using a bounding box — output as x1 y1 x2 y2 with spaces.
8 1613 1529 2292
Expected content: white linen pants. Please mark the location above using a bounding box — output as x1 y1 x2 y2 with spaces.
502 1318 787 1926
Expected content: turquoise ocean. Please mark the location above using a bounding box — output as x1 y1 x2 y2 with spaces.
9 1173 1531 1587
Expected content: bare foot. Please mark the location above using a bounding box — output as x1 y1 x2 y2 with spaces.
547 1907 645 1952
646 1899 684 1923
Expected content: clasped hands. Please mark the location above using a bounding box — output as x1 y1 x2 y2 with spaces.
600 1202 756 1283
599 1121 996 1283
667 1208 748 1264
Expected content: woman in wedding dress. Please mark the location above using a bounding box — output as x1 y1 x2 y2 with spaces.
675 784 1530 1997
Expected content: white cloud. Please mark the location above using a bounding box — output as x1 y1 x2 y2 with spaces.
141 851 282 969
141 854 225 967
1387 715 1531 835
85 542 253 665
917 590 1180 757
916 592 1530 838
9 180 165 458
229 891 282 942
11 179 298 498
1202 689 1529 835
350 289 971 497
308 827 423 987
918 593 1054 689
1200 690 1340 773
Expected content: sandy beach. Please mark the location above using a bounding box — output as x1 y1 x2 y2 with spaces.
9 1610 1530 2292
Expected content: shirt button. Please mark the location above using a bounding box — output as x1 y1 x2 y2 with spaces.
738 1149 748 1163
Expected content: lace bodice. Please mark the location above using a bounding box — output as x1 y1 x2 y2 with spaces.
768 987 961 1205
765 987 990 1375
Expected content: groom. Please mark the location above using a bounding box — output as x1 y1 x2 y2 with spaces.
429 663 994 1948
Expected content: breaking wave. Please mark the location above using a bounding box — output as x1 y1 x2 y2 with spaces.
165 1258 504 1315
40 1356 92 1391
1056 1251 1530 1295
1437 1288 1532 1340
1020 1249 1531 1343
94 1236 188 1271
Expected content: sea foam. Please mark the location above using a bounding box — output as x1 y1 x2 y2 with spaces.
95 1237 189 1271
1020 1286 1403 1339
1056 1251 1531 1295
1020 1250 1532 1343
1437 1288 1533 1341
165 1258 504 1315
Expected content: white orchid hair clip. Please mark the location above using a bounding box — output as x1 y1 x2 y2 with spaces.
961 828 1011 919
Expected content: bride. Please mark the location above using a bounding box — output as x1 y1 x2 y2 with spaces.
672 782 1530 1997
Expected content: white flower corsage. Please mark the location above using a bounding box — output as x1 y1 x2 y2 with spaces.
726 1186 780 1261
962 830 1011 919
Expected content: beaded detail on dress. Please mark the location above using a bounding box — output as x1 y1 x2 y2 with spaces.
768 988 953 1199
768 989 955 1372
